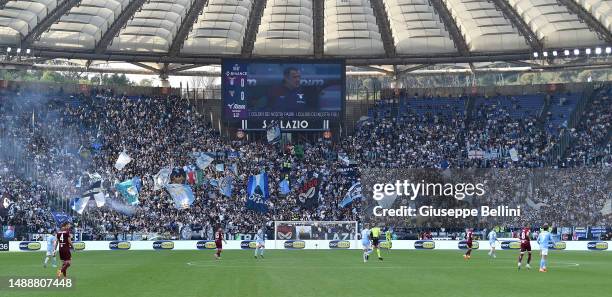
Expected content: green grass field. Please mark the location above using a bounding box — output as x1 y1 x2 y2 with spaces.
0 250 610 297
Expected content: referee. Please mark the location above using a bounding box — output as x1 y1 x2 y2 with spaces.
370 226 383 261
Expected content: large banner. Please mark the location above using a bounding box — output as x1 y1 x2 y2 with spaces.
297 172 320 209
246 172 269 212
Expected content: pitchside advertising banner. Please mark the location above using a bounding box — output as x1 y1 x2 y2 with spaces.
360 168 611 228
5 240 610 251
221 59 345 131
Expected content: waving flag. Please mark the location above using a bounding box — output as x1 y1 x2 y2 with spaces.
219 176 233 197
339 182 363 208
71 197 89 214
82 175 105 207
298 172 320 209
114 152 132 170
266 121 281 144
246 172 269 212
52 212 72 227
279 179 290 195
165 184 195 209
153 168 171 191
195 152 214 169
116 177 141 206
215 163 225 172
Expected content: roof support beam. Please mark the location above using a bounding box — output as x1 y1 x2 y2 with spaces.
557 0 612 44
370 0 396 57
169 0 208 56
490 0 543 52
241 0 267 56
130 62 160 73
313 0 324 57
169 64 206 74
429 0 469 56
396 64 430 75
21 0 82 48
95 0 147 54
27 47 534 65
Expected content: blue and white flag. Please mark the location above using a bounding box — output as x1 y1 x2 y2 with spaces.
230 163 238 176
71 197 89 214
209 179 219 188
165 184 195 209
153 167 171 191
227 151 240 159
246 172 269 212
219 176 233 197
52 212 72 226
82 176 105 207
116 177 141 206
195 152 214 169
266 121 281 144
279 179 290 195
215 163 225 172
339 182 363 208
338 153 350 165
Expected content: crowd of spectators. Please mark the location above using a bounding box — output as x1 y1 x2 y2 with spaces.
1 84 610 240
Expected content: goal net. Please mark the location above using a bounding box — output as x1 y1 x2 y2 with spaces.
273 221 359 248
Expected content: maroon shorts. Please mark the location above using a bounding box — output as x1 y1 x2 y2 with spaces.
520 242 531 252
215 241 222 249
59 249 71 261
466 241 473 248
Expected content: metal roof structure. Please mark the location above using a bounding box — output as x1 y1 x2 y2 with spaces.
0 0 611 75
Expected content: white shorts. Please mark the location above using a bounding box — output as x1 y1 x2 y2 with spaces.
541 249 548 256
361 241 371 249
256 241 265 247
489 241 496 247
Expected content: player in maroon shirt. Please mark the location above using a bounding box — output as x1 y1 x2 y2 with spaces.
463 228 474 260
55 222 73 278
517 226 532 270
214 227 227 260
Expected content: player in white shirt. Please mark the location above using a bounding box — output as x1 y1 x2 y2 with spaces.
488 229 498 258
361 226 372 263
254 228 265 259
43 234 57 268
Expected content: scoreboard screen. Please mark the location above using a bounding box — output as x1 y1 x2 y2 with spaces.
222 59 345 131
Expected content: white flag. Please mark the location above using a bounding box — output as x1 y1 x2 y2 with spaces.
153 168 172 191
509 148 519 162
114 152 132 170
602 199 612 216
93 192 106 207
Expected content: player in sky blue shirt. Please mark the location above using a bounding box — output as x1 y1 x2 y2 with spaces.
537 224 554 272
43 234 57 268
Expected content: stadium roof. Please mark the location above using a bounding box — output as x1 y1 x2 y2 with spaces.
0 0 611 71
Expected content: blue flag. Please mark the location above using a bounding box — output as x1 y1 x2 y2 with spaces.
339 182 363 208
52 212 72 226
195 152 214 169
219 176 233 197
116 177 141 206
279 179 290 195
215 163 225 172
165 184 195 209
246 172 269 212
266 121 281 144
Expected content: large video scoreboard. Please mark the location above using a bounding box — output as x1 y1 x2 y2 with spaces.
222 59 345 131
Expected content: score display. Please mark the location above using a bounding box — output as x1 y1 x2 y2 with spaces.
222 59 345 131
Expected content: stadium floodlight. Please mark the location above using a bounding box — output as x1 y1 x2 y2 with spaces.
552 50 558 57
606 47 611 54
585 48 591 55
16 48 21 54
595 47 602 55
542 51 548 57
533 52 539 58
574 49 580 56
26 49 31 55
564 49 570 56
6 47 11 53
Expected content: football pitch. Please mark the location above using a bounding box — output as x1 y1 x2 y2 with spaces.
0 250 610 297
